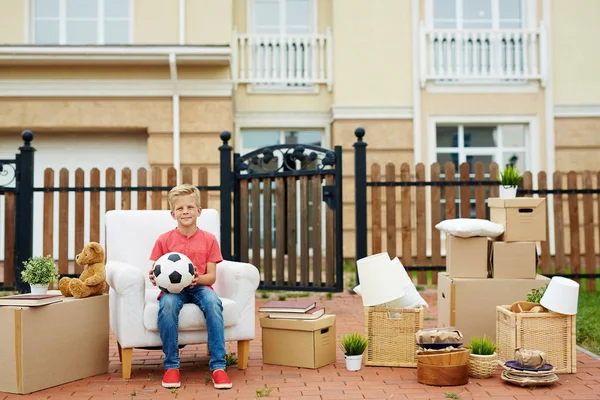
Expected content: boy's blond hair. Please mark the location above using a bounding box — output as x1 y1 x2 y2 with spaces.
167 184 201 210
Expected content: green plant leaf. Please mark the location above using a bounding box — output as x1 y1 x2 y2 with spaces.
340 332 368 356
21 255 60 285
499 166 523 186
467 335 496 355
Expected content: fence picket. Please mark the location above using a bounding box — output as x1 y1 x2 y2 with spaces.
198 168 208 207
567 171 580 283
474 162 485 219
459 163 470 218
181 167 193 184
415 164 426 285
75 169 85 262
137 168 147 210
385 163 397 258
371 164 382 254
263 178 273 285
553 172 565 273
4 192 15 285
538 171 551 274
42 169 54 260
58 169 69 275
106 168 116 212
121 168 131 210
151 167 161 210
400 163 412 270
522 171 533 197
286 176 297 286
444 162 456 219
239 180 249 263
430 163 442 285
299 176 309 286
583 171 595 291
311 175 322 286
275 177 285 285
251 178 261 271
90 168 100 246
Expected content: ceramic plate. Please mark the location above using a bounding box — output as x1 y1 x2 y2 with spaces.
416 342 463 350
505 360 554 372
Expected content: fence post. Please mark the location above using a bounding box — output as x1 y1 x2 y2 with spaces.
354 127 367 284
14 130 35 293
219 131 233 261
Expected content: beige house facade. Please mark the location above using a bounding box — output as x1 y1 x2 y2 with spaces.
0 0 599 259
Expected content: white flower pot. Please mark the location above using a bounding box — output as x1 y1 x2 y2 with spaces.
30 284 48 295
345 354 363 371
499 185 518 199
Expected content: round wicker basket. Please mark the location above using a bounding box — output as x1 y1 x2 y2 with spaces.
467 353 498 378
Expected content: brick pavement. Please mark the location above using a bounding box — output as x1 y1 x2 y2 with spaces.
2 289 599 400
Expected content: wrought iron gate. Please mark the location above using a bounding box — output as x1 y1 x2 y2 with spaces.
218 131 344 292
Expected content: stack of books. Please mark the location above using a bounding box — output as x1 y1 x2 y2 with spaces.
259 299 326 320
0 293 63 307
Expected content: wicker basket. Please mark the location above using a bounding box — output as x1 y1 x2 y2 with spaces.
364 306 424 367
467 353 498 378
496 305 576 374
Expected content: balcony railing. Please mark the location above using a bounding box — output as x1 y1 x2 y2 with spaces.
232 29 333 90
419 23 547 86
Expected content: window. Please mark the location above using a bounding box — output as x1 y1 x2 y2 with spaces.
432 0 525 29
33 0 131 45
252 0 313 34
436 124 528 218
241 129 324 252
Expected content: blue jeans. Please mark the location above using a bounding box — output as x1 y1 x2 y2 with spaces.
158 285 226 371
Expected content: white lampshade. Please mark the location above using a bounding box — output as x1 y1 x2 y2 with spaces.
356 252 406 306
540 276 580 315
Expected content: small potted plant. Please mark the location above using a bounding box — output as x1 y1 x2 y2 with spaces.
467 335 498 378
340 332 368 371
498 165 522 199
21 255 60 294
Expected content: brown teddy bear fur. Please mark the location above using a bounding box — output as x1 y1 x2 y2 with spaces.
59 242 107 298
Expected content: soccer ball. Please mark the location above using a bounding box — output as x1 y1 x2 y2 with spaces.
153 252 195 294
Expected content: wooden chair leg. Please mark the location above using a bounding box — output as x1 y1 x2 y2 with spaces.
237 340 250 370
121 347 133 379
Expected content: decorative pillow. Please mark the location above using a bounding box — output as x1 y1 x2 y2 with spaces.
435 218 504 238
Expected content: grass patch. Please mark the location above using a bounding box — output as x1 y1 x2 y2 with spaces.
577 290 600 355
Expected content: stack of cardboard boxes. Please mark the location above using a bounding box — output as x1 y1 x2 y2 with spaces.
438 198 551 345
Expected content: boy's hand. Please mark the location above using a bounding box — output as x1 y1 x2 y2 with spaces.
148 268 157 286
189 268 200 287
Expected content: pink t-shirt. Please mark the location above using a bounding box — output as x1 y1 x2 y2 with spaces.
150 228 223 288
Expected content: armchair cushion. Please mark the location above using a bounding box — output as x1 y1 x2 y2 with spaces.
142 288 238 331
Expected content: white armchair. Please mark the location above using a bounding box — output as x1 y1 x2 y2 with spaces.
105 209 260 379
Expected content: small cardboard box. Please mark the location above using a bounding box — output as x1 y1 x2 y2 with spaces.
260 314 336 369
490 241 538 279
0 294 109 394
446 235 490 278
437 273 550 344
488 198 547 242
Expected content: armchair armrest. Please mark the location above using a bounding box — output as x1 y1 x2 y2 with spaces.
214 260 260 341
106 261 146 296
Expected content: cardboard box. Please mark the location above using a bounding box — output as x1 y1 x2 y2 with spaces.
490 241 538 279
0 294 109 394
437 273 550 344
446 235 490 278
488 198 547 242
260 314 336 369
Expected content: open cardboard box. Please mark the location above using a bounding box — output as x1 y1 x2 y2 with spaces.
0 294 109 394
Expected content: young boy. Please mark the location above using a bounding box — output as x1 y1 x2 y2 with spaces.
148 183 232 390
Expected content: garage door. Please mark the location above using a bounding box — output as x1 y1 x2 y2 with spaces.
0 131 150 262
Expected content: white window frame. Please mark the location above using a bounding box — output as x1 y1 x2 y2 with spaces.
247 0 317 35
426 115 541 254
30 0 133 45
425 0 538 30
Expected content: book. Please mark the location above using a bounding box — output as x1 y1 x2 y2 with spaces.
258 299 316 313
0 293 63 307
268 306 325 320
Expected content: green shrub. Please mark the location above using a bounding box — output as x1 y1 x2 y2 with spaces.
526 284 548 303
340 332 368 356
21 255 60 285
468 335 497 355
499 166 522 186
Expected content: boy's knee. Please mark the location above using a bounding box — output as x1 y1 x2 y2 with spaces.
160 293 181 312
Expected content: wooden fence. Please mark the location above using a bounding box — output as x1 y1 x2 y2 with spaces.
367 161 600 292
1 166 213 283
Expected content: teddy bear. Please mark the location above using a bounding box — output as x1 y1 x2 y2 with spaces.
59 241 107 298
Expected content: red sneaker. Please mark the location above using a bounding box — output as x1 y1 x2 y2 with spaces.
211 369 232 389
162 369 181 388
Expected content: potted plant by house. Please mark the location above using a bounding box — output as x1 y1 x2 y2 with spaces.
467 335 498 378
21 255 60 294
340 332 368 371
498 165 522 199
